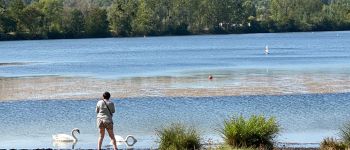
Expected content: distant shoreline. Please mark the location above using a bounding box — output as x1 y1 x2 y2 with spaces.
1 30 349 42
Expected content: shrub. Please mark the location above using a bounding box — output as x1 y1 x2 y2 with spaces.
156 123 201 150
341 122 350 147
320 137 346 150
220 115 279 149
216 144 255 150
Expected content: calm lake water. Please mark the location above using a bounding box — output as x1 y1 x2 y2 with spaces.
1 31 350 78
1 94 350 149
1 31 350 148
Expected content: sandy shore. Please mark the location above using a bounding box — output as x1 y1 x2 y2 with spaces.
1 71 350 101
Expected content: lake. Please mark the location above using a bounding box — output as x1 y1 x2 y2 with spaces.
1 31 350 78
1 31 350 148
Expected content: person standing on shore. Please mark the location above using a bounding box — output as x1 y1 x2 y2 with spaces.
96 92 117 150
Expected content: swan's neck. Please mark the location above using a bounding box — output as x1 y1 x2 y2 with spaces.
71 130 78 142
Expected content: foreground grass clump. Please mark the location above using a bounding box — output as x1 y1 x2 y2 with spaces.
216 144 255 150
156 123 201 150
320 122 350 150
341 122 350 147
220 115 279 149
320 137 346 150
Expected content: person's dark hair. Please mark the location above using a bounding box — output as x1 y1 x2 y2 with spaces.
103 92 111 100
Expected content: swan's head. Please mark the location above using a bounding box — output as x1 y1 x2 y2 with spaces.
72 128 80 134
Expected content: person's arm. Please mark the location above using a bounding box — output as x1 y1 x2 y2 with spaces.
96 102 100 113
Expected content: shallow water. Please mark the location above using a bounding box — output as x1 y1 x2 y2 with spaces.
1 93 350 148
1 31 350 148
1 31 350 78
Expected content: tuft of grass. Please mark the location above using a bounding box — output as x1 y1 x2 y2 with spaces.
216 144 255 150
320 137 346 150
220 115 279 149
156 123 201 150
340 122 350 147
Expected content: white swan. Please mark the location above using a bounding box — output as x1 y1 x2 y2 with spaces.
52 128 80 142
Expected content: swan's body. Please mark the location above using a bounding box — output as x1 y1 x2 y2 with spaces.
52 128 80 142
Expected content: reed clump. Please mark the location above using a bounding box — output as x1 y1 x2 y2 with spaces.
341 122 350 148
220 115 279 150
320 122 350 150
216 144 255 150
320 137 346 150
156 123 201 150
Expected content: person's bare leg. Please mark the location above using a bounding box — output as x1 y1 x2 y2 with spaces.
98 128 105 150
107 128 117 150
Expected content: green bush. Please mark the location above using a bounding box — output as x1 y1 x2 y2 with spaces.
341 122 350 147
156 123 201 150
220 115 279 149
216 144 255 150
320 137 346 150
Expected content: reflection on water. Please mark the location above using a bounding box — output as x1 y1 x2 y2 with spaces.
52 141 77 149
1 93 350 148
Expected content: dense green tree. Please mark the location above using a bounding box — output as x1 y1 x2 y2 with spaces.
324 0 350 29
0 0 5 33
167 0 192 34
1 0 350 40
145 0 171 34
131 0 155 35
7 0 25 32
189 0 209 33
0 0 4 13
62 8 84 38
108 0 137 36
35 0 64 37
22 4 44 35
85 7 109 37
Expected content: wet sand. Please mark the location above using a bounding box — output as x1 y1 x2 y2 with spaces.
1 71 350 101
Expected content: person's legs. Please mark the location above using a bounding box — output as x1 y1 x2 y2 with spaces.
98 127 105 150
107 128 117 150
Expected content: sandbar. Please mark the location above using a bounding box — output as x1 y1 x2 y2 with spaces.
1 71 350 101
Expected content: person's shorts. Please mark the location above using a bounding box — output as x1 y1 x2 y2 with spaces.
97 119 113 130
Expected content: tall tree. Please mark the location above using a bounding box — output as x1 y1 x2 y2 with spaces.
0 0 5 33
131 0 155 35
22 4 44 35
62 8 84 38
7 0 25 32
108 0 137 36
85 7 109 37
36 0 64 36
168 0 192 34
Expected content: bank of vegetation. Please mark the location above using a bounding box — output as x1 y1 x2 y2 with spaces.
1 0 350 40
156 116 350 150
157 115 280 150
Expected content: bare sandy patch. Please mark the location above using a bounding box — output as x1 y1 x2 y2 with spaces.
1 72 350 101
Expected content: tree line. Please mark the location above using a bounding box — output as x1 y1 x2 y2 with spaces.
0 0 350 40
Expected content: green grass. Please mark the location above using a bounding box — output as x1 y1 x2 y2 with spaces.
220 115 279 149
340 122 350 147
156 123 201 150
216 144 255 150
320 137 346 150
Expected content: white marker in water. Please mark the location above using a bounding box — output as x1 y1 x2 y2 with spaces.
264 45 269 55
